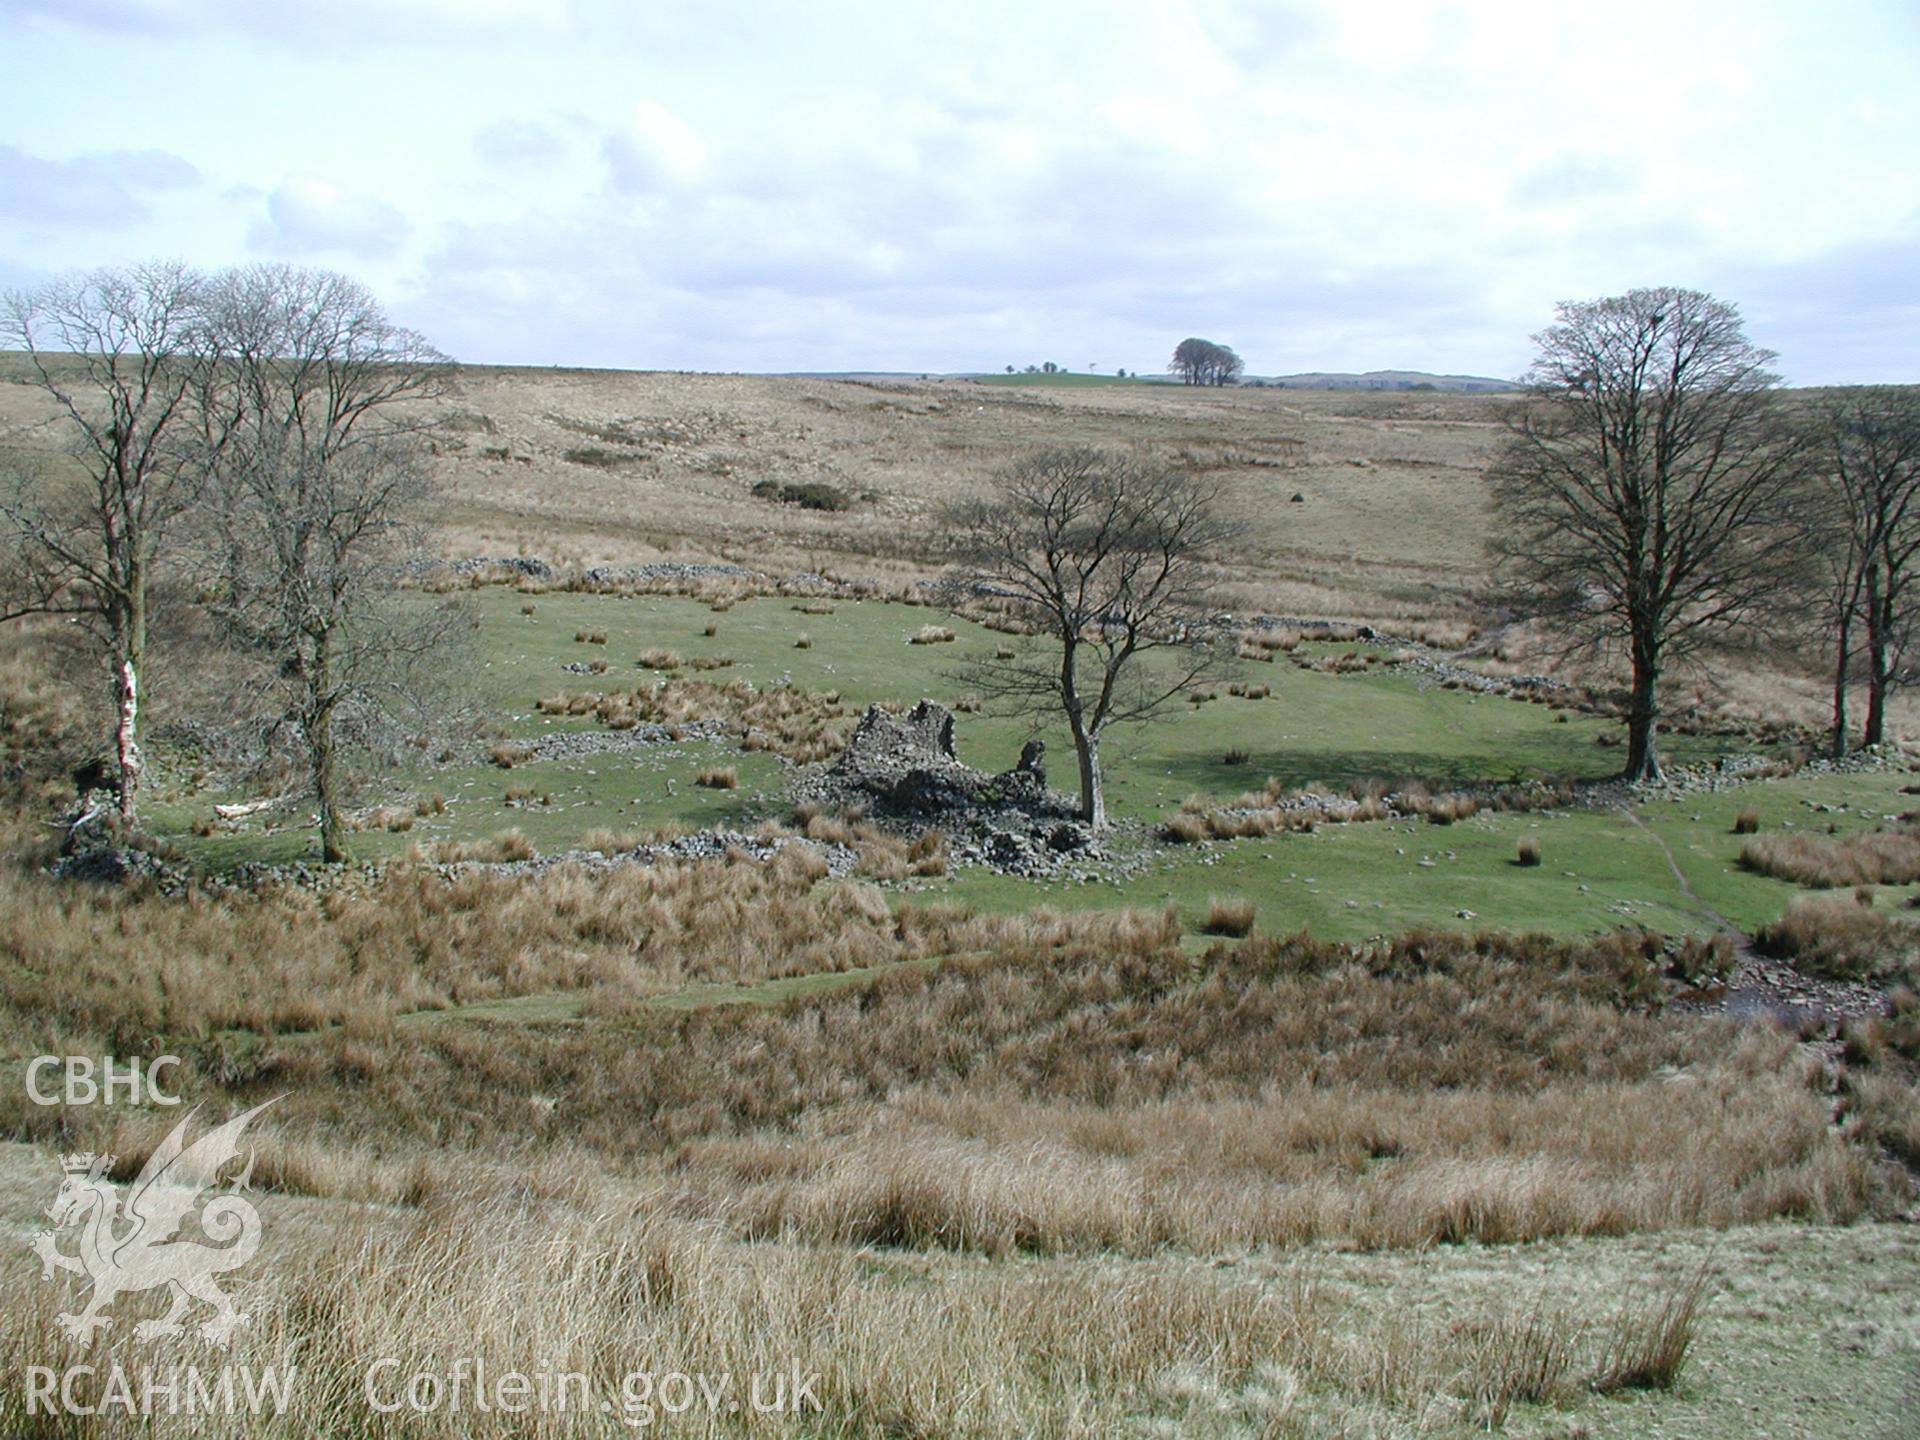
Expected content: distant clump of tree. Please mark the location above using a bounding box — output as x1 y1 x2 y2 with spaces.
1170 338 1244 386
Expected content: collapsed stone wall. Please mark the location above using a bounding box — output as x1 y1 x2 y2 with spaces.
795 700 1097 875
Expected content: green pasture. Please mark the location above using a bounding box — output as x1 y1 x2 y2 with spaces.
148 588 1916 943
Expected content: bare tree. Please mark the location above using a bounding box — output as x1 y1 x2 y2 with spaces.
945 448 1237 828
1171 338 1214 385
1490 287 1814 782
1818 387 1920 753
200 264 462 863
1170 338 1244 387
0 262 216 822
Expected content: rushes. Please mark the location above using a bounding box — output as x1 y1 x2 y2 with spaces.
1739 827 1920 887
1164 773 1552 841
1753 896 1920 982
1591 1264 1711 1393
1202 896 1256 936
536 678 851 763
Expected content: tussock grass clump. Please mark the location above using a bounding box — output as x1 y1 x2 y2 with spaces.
1732 808 1761 835
1246 628 1300 653
1161 812 1210 843
487 742 536 769
791 600 835 615
580 827 645 856
1202 896 1255 936
794 633 813 649
1458 1303 1578 1426
1591 1266 1711 1393
1740 827 1920 888
909 624 956 645
1423 794 1478 825
694 766 738 790
1168 775 1552 843
1516 836 1542 867
1222 746 1251 766
537 678 851 763
1754 896 1920 982
573 628 608 645
636 648 683 670
438 828 537 864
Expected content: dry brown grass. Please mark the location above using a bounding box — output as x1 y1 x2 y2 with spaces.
636 647 683 670
1739 827 1920 887
1201 896 1255 936
909 624 956 644
0 1181 1739 1439
694 766 738 790
1166 774 1552 842
0 850 1032 1055
19 916 1869 1254
1753 895 1920 982
536 678 851 762
1591 1264 1710 1393
434 828 537 863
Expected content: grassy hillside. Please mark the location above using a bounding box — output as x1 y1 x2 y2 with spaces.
4 358 1918 1440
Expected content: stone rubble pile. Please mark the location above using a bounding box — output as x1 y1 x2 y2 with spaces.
792 700 1100 877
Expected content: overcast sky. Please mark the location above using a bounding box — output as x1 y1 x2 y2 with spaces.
1 0 1915 383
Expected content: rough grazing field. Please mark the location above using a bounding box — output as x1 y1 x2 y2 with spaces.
3 361 1919 1438
413 367 1507 619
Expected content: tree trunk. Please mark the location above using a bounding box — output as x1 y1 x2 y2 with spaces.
112 658 140 822
312 630 347 864
1831 604 1854 759
1071 725 1105 829
111 578 146 824
1865 562 1889 747
1622 648 1662 783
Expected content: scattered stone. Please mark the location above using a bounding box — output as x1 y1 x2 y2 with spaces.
793 700 1098 877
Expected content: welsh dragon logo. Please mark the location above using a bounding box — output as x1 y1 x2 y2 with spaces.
29 1099 279 1346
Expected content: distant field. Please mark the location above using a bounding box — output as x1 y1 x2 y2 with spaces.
971 370 1160 387
373 365 1508 619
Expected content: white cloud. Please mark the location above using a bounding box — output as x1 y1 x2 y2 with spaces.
251 177 409 259
2 0 1915 381
604 100 707 192
0 145 199 227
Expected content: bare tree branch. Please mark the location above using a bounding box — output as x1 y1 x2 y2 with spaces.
1489 287 1816 782
943 447 1239 827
